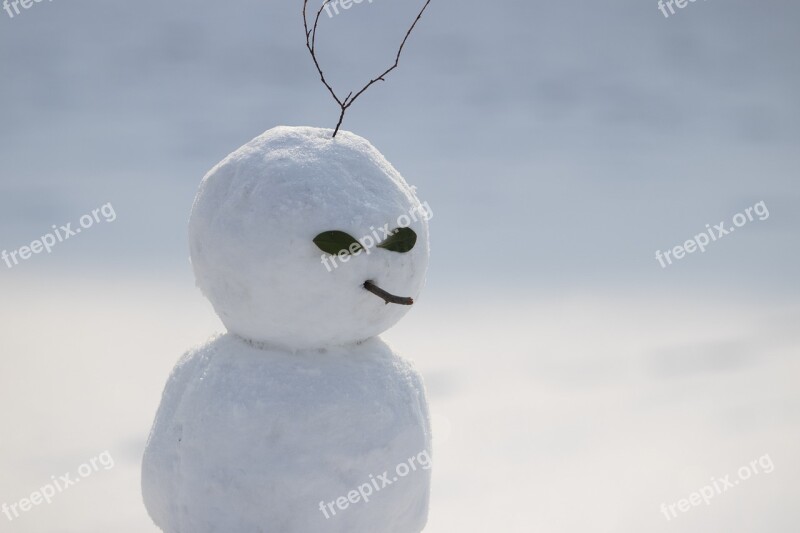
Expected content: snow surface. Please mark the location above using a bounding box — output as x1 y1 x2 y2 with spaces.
2 277 800 533
188 126 430 351
142 334 431 533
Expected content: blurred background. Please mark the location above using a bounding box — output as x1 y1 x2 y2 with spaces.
1 0 798 531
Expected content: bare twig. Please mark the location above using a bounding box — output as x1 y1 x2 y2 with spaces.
363 280 414 306
302 0 433 137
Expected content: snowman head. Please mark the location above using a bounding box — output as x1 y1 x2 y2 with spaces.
189 126 430 350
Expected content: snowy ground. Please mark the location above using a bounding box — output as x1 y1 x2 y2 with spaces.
1 273 797 532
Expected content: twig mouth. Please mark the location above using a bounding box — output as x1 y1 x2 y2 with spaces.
363 280 414 306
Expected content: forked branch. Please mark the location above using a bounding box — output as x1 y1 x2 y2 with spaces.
303 0 433 137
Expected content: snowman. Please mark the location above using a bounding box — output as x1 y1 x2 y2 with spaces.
141 125 433 532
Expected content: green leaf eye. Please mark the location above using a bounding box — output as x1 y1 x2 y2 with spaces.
313 231 363 255
377 227 417 253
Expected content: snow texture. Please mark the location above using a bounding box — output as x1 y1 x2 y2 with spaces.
143 126 432 532
188 126 430 351
142 334 431 533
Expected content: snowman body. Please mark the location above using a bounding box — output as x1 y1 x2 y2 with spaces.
142 335 431 532
142 127 432 533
